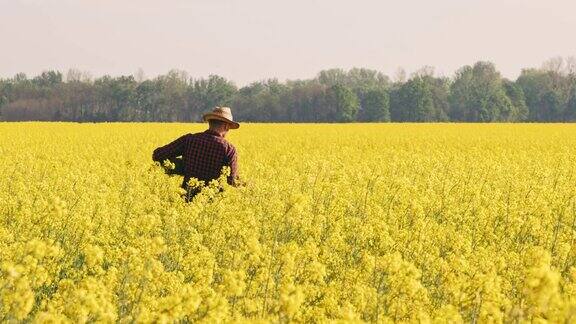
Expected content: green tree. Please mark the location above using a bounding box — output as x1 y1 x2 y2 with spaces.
346 68 390 90
157 70 190 121
317 69 347 86
2 63 575 123
449 62 514 122
234 79 289 121
189 75 237 121
134 80 159 121
426 75 450 121
516 67 574 121
284 80 325 122
397 77 433 122
565 91 576 121
540 91 563 121
91 76 137 121
0 80 8 119
326 84 359 122
317 68 389 90
503 80 528 121
32 71 63 87
517 69 555 121
358 88 390 122
390 75 447 122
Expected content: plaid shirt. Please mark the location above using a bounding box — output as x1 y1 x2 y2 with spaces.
153 130 238 187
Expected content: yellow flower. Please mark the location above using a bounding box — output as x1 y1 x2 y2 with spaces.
1 123 576 321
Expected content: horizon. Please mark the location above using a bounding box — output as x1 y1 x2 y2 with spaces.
1 58 574 86
0 60 569 83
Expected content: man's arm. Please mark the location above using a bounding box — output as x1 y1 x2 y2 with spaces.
225 145 240 186
152 134 189 163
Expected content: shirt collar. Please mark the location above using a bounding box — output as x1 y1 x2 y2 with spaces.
204 129 223 137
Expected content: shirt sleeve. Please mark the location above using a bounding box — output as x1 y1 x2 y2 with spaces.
152 134 188 163
226 145 239 186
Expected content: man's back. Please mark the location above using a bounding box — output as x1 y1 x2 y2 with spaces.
153 129 238 188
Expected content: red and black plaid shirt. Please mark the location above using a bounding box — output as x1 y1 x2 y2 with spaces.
153 130 238 187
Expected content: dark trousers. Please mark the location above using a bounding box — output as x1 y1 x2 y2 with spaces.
183 186 201 203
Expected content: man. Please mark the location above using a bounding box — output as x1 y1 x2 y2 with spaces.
152 106 241 201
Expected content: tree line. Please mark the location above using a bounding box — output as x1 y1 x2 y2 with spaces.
1 57 576 123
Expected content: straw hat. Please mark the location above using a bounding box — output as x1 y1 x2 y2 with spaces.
202 106 240 129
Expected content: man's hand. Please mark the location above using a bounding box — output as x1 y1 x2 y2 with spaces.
162 157 185 176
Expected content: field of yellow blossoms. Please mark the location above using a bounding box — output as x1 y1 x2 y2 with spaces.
1 122 576 322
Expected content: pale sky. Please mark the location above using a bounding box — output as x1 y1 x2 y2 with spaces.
1 0 575 86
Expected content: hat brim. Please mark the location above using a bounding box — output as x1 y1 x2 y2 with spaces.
202 114 240 129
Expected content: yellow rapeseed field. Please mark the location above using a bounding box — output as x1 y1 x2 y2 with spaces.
1 122 576 323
